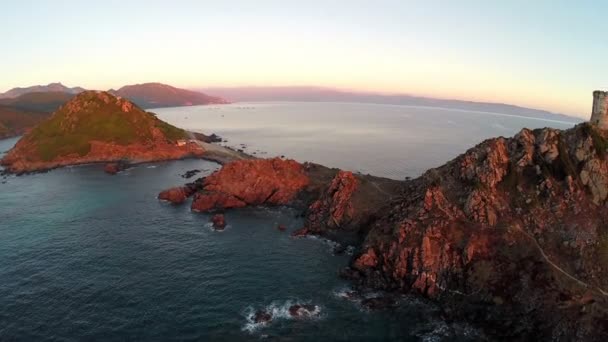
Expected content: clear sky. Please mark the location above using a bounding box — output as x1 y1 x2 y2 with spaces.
1 0 606 117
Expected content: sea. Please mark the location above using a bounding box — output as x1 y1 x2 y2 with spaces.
0 102 578 341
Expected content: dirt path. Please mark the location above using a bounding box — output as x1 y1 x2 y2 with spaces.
514 226 608 296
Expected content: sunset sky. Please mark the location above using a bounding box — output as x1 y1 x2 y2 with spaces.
1 0 606 118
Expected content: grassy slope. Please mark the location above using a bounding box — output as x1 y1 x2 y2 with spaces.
24 91 188 161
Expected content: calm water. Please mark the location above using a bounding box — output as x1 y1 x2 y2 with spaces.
155 102 579 179
0 102 579 340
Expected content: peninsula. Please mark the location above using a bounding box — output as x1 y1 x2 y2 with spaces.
157 91 608 340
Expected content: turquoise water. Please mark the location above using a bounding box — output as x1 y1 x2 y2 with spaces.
0 103 579 340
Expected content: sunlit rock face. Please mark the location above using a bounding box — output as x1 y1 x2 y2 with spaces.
190 158 310 212
348 123 608 339
159 121 608 339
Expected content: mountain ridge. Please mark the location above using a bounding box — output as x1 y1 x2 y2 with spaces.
201 86 582 123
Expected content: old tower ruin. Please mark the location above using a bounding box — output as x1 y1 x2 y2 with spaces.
591 90 608 129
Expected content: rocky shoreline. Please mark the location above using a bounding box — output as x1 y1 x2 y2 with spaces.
159 123 608 340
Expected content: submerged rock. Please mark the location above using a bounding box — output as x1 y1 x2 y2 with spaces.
288 304 319 318
361 296 397 311
253 310 272 324
103 161 129 175
211 214 226 230
291 227 309 237
181 169 201 179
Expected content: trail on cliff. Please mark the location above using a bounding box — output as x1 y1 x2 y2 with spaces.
513 225 608 296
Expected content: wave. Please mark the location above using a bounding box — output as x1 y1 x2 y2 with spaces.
242 300 323 333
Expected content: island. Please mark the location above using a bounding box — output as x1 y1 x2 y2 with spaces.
0 82 230 139
0 91 245 174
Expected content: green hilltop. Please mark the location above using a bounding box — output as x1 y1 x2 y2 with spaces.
23 91 188 161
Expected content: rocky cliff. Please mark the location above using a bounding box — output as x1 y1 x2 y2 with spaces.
347 123 608 339
160 123 608 340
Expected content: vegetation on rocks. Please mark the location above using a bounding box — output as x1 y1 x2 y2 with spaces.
23 91 186 161
1 91 201 173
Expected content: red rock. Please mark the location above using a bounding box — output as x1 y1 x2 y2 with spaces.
104 163 120 175
288 304 318 318
291 227 309 237
192 192 247 212
353 248 378 270
211 214 226 230
277 224 287 231
158 187 192 204
305 170 358 231
190 158 309 212
253 310 272 324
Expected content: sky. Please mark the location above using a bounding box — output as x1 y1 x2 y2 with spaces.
1 0 606 118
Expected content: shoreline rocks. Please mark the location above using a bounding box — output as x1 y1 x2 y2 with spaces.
211 214 226 230
157 123 608 339
103 161 130 175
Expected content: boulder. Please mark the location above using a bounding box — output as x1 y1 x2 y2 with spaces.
291 227 309 237
104 163 120 175
211 214 226 230
288 304 319 318
158 187 192 204
253 310 272 324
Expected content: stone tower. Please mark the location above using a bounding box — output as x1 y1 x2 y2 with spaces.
591 90 608 130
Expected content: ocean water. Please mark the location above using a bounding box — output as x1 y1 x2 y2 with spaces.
155 101 579 179
0 102 579 340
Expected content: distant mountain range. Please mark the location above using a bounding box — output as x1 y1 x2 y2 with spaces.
0 83 85 99
0 82 229 109
201 86 582 123
0 82 229 139
109 83 229 109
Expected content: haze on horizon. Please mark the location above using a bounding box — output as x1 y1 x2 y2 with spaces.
1 0 606 118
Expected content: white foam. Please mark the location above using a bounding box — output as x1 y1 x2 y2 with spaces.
242 300 323 333
205 222 229 232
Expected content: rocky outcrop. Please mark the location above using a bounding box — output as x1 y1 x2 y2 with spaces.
345 123 608 339
306 171 358 231
191 158 310 212
211 214 226 230
156 123 608 339
288 304 320 318
253 310 272 324
103 161 130 175
158 187 193 204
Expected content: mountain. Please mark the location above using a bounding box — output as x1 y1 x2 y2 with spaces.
0 82 85 99
1 91 205 173
202 86 581 123
0 92 77 139
110 82 229 109
160 121 608 339
0 105 49 140
0 91 76 112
